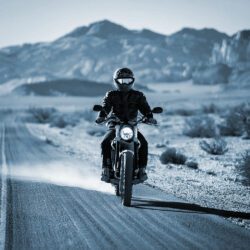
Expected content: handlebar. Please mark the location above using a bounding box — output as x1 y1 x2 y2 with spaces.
98 116 156 126
93 104 162 126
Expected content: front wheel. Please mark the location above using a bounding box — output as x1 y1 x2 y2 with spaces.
119 151 134 206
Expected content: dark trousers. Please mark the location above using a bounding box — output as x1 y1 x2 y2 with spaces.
101 129 148 168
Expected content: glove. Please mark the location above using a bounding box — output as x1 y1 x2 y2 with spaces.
95 117 105 124
146 117 157 125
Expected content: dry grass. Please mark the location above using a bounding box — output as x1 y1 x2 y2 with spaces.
219 104 245 136
202 103 219 114
28 107 57 123
28 107 86 128
159 147 187 165
239 151 250 186
199 137 228 155
183 115 218 138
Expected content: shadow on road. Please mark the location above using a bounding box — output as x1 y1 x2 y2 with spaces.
132 198 250 219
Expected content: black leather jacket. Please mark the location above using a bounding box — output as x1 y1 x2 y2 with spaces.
98 89 153 122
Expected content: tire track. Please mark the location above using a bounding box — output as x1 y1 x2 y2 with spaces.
75 190 168 249
68 190 139 250
92 190 188 249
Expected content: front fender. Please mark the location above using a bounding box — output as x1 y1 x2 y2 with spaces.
119 140 134 152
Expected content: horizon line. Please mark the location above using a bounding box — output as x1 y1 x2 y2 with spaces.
1 18 248 49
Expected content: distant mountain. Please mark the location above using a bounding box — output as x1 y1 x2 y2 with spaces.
193 30 250 86
0 19 230 91
64 20 132 39
212 30 250 66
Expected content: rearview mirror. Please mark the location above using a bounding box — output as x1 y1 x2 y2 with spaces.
93 105 103 112
152 107 163 114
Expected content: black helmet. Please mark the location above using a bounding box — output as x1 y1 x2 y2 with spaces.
113 67 135 92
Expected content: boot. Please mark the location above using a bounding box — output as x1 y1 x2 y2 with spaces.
101 158 112 183
101 167 111 183
138 167 148 181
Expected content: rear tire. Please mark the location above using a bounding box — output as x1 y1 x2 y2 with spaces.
119 151 133 207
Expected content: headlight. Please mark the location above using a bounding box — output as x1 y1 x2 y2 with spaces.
120 127 134 140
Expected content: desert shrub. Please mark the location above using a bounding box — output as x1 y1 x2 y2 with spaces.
219 104 247 136
202 103 219 114
160 147 187 165
199 137 228 155
207 171 216 176
155 143 166 148
240 103 250 139
86 127 106 137
164 108 197 116
239 150 250 186
50 113 80 128
28 107 57 123
45 137 59 147
28 107 83 128
50 116 68 128
175 109 196 116
185 160 199 169
183 115 218 138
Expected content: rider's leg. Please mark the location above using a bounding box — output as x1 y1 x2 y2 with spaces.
101 129 115 182
138 132 148 181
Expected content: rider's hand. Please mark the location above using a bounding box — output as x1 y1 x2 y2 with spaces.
95 117 105 124
146 117 157 125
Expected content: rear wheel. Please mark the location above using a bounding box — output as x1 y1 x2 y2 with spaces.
119 151 133 206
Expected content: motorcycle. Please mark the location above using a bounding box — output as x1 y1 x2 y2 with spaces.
93 105 163 206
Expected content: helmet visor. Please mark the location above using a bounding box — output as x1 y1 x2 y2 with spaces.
117 78 133 85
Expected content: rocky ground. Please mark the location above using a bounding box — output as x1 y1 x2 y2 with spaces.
26 107 250 230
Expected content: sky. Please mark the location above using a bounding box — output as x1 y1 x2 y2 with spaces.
0 0 250 48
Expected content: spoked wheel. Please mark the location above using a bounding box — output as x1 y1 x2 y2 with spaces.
119 151 134 207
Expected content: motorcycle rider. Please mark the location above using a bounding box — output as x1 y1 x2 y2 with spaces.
95 68 157 183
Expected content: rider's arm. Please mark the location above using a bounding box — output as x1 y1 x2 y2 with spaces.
138 93 153 118
98 91 113 118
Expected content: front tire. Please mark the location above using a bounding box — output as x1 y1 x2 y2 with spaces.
119 151 134 206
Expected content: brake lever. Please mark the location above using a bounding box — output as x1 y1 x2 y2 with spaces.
142 118 158 126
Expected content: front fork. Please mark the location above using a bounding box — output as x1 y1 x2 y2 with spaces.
112 140 139 178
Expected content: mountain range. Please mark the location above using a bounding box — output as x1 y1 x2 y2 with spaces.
0 20 249 95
